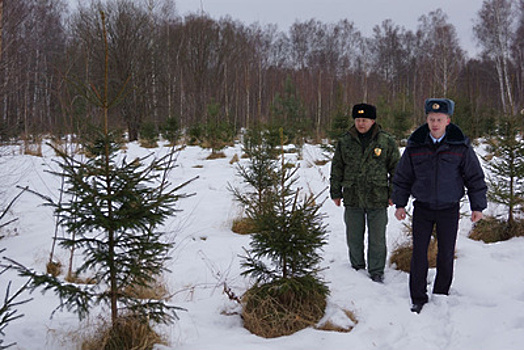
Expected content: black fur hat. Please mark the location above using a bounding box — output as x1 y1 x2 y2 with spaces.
352 103 376 119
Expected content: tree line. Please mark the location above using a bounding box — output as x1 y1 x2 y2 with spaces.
1 0 524 144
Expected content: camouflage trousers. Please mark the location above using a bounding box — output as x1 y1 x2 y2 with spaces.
344 207 388 276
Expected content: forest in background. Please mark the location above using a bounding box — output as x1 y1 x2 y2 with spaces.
1 0 524 146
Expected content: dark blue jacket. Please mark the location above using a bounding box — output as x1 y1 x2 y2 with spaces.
392 123 487 211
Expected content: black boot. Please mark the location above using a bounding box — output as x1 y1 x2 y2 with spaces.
410 303 424 314
370 274 384 283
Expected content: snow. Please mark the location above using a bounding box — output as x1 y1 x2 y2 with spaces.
1 141 524 350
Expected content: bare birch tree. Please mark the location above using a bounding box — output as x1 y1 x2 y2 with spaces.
418 9 464 96
474 0 517 115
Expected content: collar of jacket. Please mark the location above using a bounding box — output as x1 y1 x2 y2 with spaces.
407 123 468 147
348 123 380 139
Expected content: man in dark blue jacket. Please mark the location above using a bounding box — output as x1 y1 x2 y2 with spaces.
392 98 487 314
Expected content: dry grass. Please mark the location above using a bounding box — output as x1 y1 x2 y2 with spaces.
206 151 227 160
229 153 240 164
314 159 330 166
46 260 62 277
23 142 42 157
315 308 358 333
283 161 295 169
231 217 257 235
242 278 328 338
121 278 170 301
63 272 170 300
49 136 82 156
64 272 96 285
389 237 439 273
81 315 166 350
139 139 158 149
469 216 524 243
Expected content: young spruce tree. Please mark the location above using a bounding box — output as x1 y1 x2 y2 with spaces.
10 12 191 328
232 128 329 337
482 115 524 238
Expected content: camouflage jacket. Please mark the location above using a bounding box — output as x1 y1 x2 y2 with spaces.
330 124 400 208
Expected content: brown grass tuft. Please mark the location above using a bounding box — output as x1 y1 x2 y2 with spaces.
65 272 96 285
23 142 42 157
121 279 170 301
231 217 257 235
315 308 358 333
469 216 524 243
206 151 227 160
314 159 330 166
81 315 166 350
229 153 240 164
389 237 439 273
242 279 327 338
139 139 158 149
46 260 62 277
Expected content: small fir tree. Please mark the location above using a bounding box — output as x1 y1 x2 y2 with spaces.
327 107 349 141
232 129 329 336
161 116 180 145
204 100 236 156
0 255 32 350
232 128 329 288
483 115 524 237
270 76 310 146
241 162 328 283
139 121 159 148
327 83 349 142
229 127 280 233
8 11 192 329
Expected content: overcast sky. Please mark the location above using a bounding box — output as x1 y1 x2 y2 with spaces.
175 0 485 57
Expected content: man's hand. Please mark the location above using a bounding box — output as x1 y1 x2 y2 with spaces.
333 198 342 207
395 207 407 221
471 211 483 223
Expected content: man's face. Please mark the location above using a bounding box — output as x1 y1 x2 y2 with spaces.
426 112 450 139
354 118 375 134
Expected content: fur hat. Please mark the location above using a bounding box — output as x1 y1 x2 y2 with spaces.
352 103 376 119
424 98 455 116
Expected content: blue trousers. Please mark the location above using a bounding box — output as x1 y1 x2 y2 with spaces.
410 202 460 305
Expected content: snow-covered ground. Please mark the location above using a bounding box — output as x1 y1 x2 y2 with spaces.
1 141 523 350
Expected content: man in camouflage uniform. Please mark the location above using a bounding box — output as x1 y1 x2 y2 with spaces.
330 103 400 283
